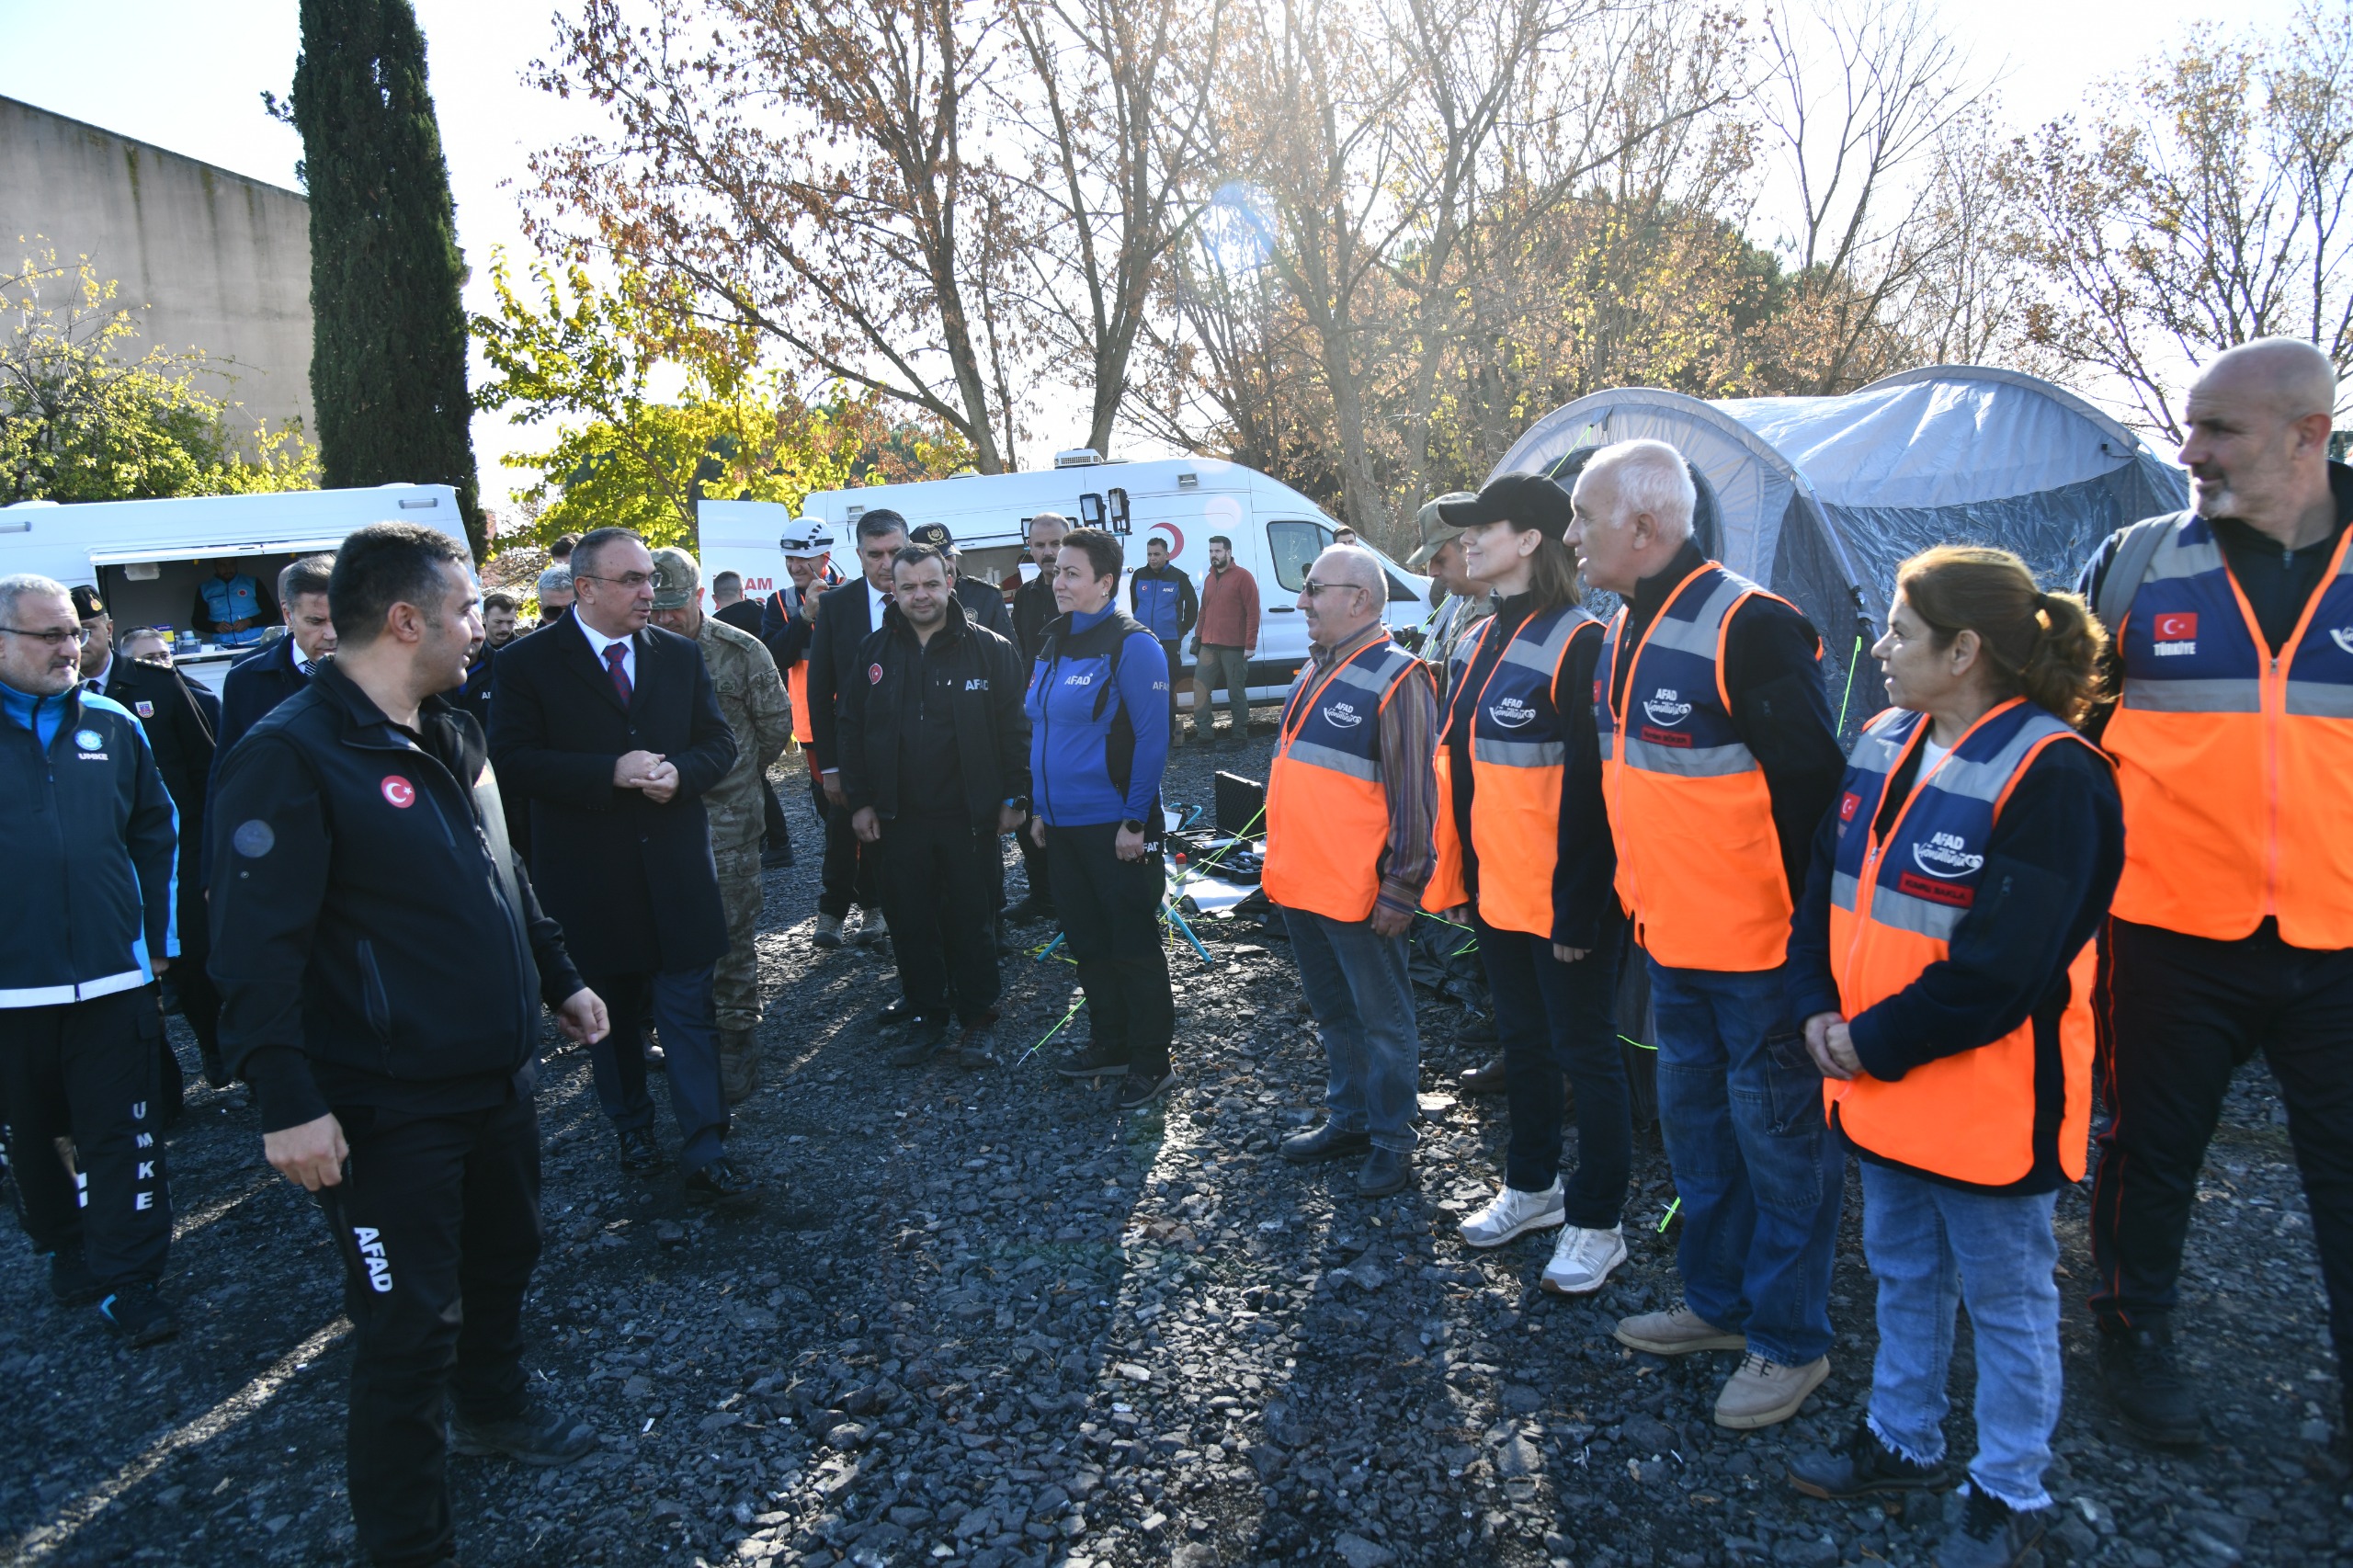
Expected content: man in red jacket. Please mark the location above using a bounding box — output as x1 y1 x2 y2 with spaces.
1188 534 1260 745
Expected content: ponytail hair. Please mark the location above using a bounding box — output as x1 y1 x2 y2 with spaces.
1895 544 2109 729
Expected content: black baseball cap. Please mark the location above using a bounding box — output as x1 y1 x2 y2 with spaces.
71 585 106 620
1436 472 1574 540
907 520 955 550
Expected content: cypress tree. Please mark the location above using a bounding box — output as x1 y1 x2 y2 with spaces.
290 0 483 553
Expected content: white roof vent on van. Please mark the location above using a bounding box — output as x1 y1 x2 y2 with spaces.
1054 448 1103 469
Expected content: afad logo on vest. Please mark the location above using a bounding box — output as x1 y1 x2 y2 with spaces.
1897 830 1983 906
1642 687 1692 726
1484 696 1537 730
1320 699 1364 729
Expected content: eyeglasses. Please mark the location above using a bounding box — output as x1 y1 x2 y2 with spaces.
1301 580 1366 598
0 625 87 646
576 573 654 590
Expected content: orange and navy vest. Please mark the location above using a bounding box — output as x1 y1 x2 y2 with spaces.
1422 604 1597 938
1824 699 2103 1186
786 655 814 746
1597 561 1796 971
1264 635 1431 924
2100 514 2353 947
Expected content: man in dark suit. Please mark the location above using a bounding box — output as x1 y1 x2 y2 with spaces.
806 510 910 949
213 553 338 772
74 586 225 1091
488 527 756 1205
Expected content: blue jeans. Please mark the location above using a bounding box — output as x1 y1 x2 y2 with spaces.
583 964 730 1176
1476 912 1631 1228
1859 1162 2063 1511
1649 959 1841 1365
1282 906 1420 1152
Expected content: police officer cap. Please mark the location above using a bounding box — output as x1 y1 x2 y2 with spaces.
1436 472 1574 540
906 520 955 551
649 547 700 610
779 522 835 558
70 584 106 620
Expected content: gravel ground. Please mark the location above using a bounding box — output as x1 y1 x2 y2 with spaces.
4 717 2347 1568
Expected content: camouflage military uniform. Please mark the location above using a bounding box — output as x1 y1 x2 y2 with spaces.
699 616 793 1034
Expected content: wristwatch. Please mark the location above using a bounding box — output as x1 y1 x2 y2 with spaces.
1120 819 1148 835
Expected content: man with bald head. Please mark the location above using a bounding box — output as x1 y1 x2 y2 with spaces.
2076 336 2353 1456
1261 545 1438 1196
1568 438 1847 1431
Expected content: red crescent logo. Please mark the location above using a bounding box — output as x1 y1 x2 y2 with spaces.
1151 522 1186 558
381 777 415 809
869 663 884 684
2153 611 2198 642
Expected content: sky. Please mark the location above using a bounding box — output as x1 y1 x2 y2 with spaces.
0 0 2311 508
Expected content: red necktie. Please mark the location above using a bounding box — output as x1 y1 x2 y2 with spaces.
603 642 632 706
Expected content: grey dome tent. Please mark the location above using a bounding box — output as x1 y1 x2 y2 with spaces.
1488 364 2189 737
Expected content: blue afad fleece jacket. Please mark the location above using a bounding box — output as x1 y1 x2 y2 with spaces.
1025 607 1170 828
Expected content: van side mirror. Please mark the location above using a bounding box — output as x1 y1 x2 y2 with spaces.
1079 494 1106 528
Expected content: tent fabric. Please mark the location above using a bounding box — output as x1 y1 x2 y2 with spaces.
1489 365 2189 738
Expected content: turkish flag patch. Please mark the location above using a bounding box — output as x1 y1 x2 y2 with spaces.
869 663 884 684
381 776 415 809
2153 611 2198 642
1838 790 1861 823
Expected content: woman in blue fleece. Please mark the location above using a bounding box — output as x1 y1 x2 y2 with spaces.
1025 527 1176 1108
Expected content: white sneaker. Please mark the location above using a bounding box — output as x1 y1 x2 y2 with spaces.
1540 1223 1627 1295
1456 1180 1566 1249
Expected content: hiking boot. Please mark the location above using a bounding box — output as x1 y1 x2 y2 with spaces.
887 1018 952 1067
1457 1180 1565 1249
97 1282 178 1346
47 1249 102 1307
954 1025 1001 1069
1937 1486 2050 1568
2097 1319 2202 1447
1715 1351 1830 1429
1054 1040 1131 1079
1789 1419 1950 1499
1614 1306 1747 1357
450 1399 597 1466
1540 1223 1627 1296
1116 1068 1176 1110
855 909 891 947
812 913 845 949
718 1028 760 1105
1280 1121 1372 1165
1355 1147 1412 1198
1459 1054 1508 1096
684 1158 760 1208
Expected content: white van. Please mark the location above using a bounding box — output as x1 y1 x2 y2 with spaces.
0 485 470 693
698 455 1430 698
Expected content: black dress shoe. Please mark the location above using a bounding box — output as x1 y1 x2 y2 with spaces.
617 1129 667 1175
199 1043 230 1089
1280 1121 1373 1165
1788 1419 1949 1498
2097 1319 2202 1446
1006 894 1056 924
1460 1054 1508 1096
48 1250 102 1307
875 997 919 1028
450 1399 598 1465
1355 1147 1413 1198
685 1158 760 1208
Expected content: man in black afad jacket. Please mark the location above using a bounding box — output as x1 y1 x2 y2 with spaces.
210 525 610 1568
0 574 181 1345
837 545 1029 1068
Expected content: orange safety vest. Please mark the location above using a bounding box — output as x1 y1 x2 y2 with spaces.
1264 634 1430 923
1422 604 1596 937
2099 513 2353 946
786 656 813 746
1824 699 2103 1185
1597 560 1798 971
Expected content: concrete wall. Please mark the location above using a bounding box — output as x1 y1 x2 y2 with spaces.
0 95 313 444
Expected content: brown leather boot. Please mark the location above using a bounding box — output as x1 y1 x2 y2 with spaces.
718 1028 760 1105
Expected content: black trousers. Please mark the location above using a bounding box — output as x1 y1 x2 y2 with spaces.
173 871 222 1058
2090 917 2353 1395
814 778 880 919
877 815 1002 1026
1478 908 1632 1228
1016 818 1056 914
0 987 172 1288
761 774 791 854
323 1093 541 1568
1045 824 1175 1075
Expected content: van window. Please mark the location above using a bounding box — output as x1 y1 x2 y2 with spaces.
1267 520 1332 592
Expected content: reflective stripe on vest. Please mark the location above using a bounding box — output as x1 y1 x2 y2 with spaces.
1264 636 1428 924
2100 513 2353 945
1422 605 1595 937
1421 619 1488 914
787 657 813 744
1824 699 2102 1185
1598 561 1792 971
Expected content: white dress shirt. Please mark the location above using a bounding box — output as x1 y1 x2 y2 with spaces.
865 580 891 636
84 650 114 693
575 613 637 693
